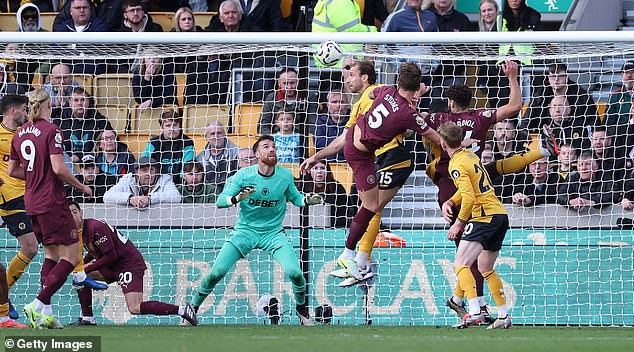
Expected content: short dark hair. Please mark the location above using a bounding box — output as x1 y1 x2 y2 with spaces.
122 0 143 12
398 62 422 92
71 87 93 107
159 107 182 127
68 200 81 210
183 161 204 173
277 66 298 79
352 60 376 85
437 122 464 149
0 94 28 114
593 125 608 135
446 84 472 109
548 62 568 74
253 134 275 154
429 99 449 114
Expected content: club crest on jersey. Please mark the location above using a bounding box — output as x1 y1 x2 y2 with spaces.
367 174 376 184
262 188 270 196
451 170 460 179
55 132 63 144
18 222 26 230
482 110 493 118
70 229 78 239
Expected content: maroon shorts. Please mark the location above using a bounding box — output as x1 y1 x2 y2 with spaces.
106 268 145 295
31 205 79 246
343 128 377 192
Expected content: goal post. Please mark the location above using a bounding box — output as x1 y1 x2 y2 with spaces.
0 31 632 326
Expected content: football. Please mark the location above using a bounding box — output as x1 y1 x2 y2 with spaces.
315 40 343 67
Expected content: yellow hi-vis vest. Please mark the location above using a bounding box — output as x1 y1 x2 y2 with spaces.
497 16 534 65
312 0 376 67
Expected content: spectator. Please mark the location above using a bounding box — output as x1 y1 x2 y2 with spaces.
545 95 592 151
17 3 46 32
3 43 42 94
557 151 616 210
606 61 634 127
614 103 634 163
426 0 471 32
475 0 499 101
196 121 239 187
53 0 108 32
296 160 358 228
119 0 163 32
478 0 498 32
141 108 195 184
42 63 82 109
104 156 182 208
52 87 113 163
522 62 598 131
618 167 634 211
206 0 260 32
94 129 136 176
259 67 318 135
382 0 437 32
491 119 528 203
54 0 124 32
553 143 577 186
273 111 300 164
0 63 24 96
206 0 286 32
360 0 388 28
314 91 350 162
590 126 626 181
67 154 118 203
132 56 176 111
237 147 257 169
178 161 217 203
512 157 557 207
481 142 494 165
171 7 203 32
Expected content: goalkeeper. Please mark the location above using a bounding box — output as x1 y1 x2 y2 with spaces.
191 135 323 325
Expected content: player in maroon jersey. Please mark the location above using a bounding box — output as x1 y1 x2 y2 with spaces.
336 62 444 280
67 201 198 326
8 89 93 329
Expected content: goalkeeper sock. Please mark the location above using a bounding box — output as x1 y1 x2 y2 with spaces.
483 270 507 316
139 301 179 315
78 288 93 318
7 252 31 289
346 207 375 250
358 213 381 256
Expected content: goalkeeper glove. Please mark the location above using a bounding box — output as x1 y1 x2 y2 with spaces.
303 193 323 206
229 186 256 205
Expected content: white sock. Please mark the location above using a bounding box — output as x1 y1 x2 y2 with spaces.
355 251 370 269
467 298 480 316
477 296 486 307
452 295 463 306
341 248 355 260
82 316 96 322
42 305 53 316
73 271 87 282
178 305 185 316
33 299 45 313
0 316 9 323
498 305 508 318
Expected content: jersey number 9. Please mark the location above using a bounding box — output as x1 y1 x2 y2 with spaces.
20 140 36 172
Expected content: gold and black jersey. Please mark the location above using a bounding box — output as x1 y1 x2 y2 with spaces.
0 122 26 216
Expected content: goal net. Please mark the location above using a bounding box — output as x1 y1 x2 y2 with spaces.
1 32 632 326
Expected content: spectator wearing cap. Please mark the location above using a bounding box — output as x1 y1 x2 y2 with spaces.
178 161 218 203
103 156 181 209
141 108 195 184
66 154 118 203
94 129 136 176
606 61 634 127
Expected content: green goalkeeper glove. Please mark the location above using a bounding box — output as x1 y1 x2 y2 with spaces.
303 193 324 206
229 186 256 205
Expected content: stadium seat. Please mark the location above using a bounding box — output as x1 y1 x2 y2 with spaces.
596 101 607 122
192 134 207 154
97 105 129 134
119 133 152 158
94 74 133 107
234 103 263 135
182 104 231 135
330 162 354 193
130 105 178 134
227 134 256 149
175 73 186 106
0 12 56 31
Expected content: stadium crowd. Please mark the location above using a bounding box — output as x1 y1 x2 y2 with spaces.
0 0 632 228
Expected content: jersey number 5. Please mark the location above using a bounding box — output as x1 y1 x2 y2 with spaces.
20 140 36 171
368 103 390 129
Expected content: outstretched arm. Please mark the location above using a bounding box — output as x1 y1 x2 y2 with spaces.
495 60 522 122
300 129 348 174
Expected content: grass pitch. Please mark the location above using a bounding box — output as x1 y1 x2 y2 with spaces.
1 325 632 352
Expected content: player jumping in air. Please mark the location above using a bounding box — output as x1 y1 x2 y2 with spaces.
191 135 323 325
8 89 93 329
67 201 198 326
437 122 512 329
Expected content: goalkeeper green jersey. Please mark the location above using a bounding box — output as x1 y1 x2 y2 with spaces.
216 164 305 232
